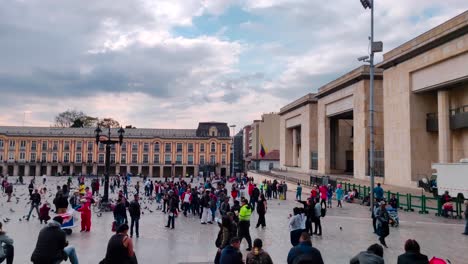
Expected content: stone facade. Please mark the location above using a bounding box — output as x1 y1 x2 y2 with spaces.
379 11 468 187
0 123 231 177
316 66 384 180
279 93 318 173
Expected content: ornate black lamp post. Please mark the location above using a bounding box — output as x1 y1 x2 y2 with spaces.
94 126 125 203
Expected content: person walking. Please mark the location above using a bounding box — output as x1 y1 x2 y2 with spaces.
250 185 260 211
376 201 390 248
201 190 213 224
28 180 34 196
319 185 328 208
238 198 253 251
255 194 267 229
336 184 343 208
296 183 302 201
326 184 333 208
26 189 41 221
165 190 178 229
246 238 273 264
128 194 141 238
100 224 137 264
287 232 324 264
219 237 243 264
350 244 384 264
313 198 322 236
397 239 429 264
0 222 14 264
4 183 12 203
39 203 51 224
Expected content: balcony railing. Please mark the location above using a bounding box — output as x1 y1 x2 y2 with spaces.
450 105 468 130
427 105 468 132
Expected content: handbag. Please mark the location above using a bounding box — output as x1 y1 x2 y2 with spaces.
111 221 116 232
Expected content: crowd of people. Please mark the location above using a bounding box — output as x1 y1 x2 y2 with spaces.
0 172 466 264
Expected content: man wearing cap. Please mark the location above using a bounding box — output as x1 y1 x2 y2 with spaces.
238 199 253 251
31 216 79 264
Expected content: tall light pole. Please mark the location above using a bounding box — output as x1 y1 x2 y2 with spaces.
95 126 125 203
230 124 236 176
360 0 382 211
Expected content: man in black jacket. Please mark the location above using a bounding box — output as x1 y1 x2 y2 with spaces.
128 194 141 238
27 189 41 221
249 185 260 211
31 216 79 264
165 190 178 229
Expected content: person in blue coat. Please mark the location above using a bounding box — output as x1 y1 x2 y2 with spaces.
220 237 243 264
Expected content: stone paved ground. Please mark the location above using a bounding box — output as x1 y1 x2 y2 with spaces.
0 175 466 263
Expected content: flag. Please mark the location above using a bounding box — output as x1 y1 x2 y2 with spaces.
259 139 266 158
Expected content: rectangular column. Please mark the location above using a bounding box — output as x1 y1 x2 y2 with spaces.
58 164 63 174
149 166 153 177
292 128 298 166
116 165 120 175
69 164 74 175
35 165 41 176
46 164 52 176
13 165 19 176
25 165 30 176
438 90 452 163
138 165 142 175
92 164 97 175
182 166 187 177
160 166 164 179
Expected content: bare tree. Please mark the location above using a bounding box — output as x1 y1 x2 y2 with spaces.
97 118 121 128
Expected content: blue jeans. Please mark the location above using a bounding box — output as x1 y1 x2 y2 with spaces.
55 246 78 264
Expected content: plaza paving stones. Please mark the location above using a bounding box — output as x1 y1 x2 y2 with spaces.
0 176 466 263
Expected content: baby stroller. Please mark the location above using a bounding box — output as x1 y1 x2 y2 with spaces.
386 207 399 227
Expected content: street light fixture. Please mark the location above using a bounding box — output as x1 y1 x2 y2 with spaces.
230 125 236 176
359 0 383 211
94 126 125 203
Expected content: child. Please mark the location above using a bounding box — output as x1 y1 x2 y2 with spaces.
77 198 92 232
39 203 51 224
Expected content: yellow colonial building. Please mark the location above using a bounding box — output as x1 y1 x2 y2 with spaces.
0 122 232 177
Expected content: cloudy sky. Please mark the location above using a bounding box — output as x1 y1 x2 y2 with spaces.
0 0 466 130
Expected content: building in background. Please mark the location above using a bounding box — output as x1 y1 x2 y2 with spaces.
379 11 468 187
247 113 280 170
279 93 318 173
243 125 252 170
316 65 384 180
0 122 231 177
231 130 244 174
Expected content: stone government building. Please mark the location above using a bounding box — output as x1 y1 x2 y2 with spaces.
0 122 232 177
278 11 468 187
